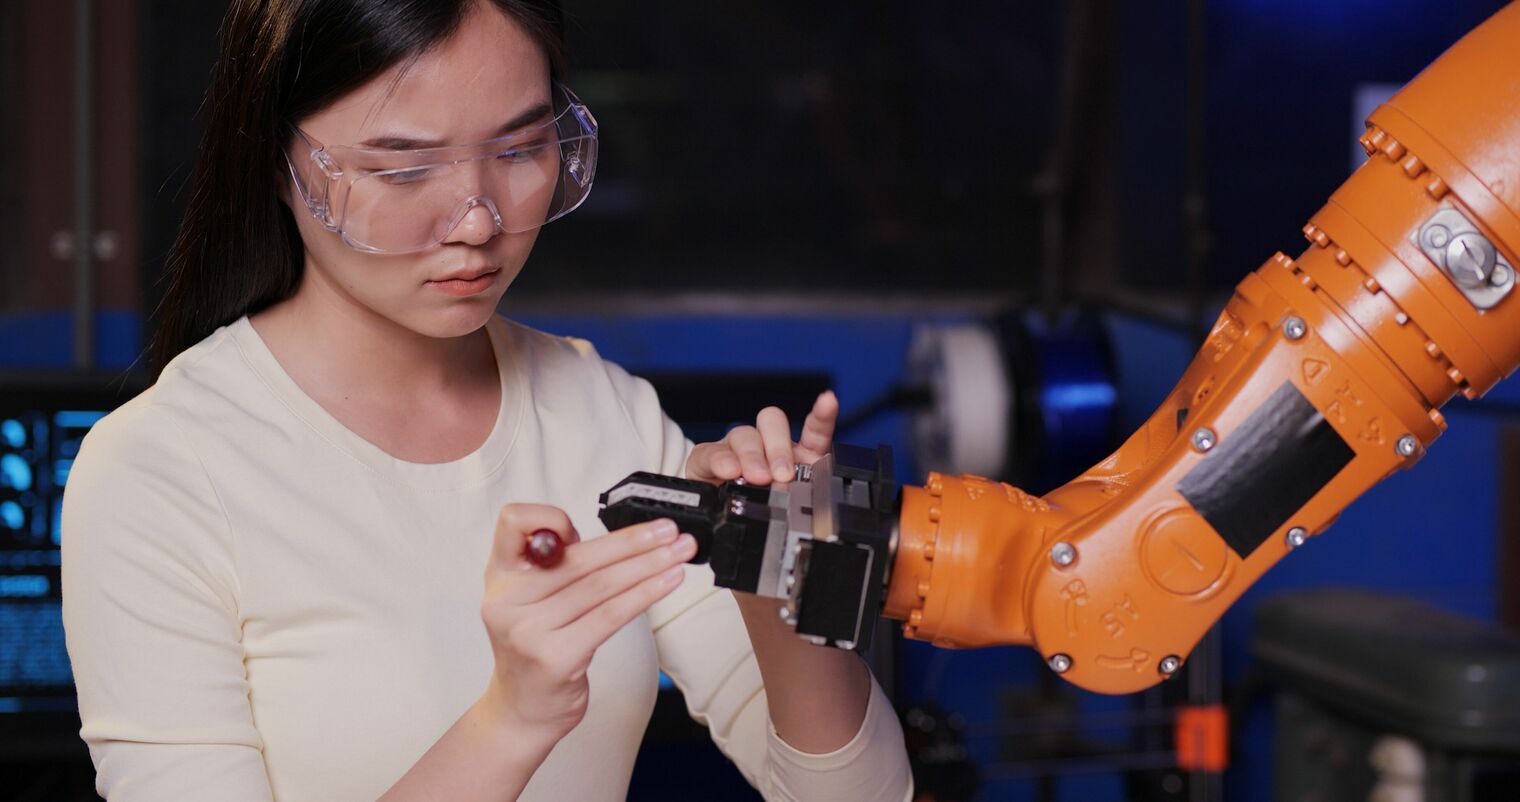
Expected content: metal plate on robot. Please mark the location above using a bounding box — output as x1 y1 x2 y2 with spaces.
1414 207 1514 310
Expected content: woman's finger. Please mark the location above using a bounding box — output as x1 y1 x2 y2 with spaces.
489 504 580 573
530 533 698 630
491 516 680 604
724 425 772 484
796 390 839 462
687 441 741 482
557 562 692 657
755 406 795 481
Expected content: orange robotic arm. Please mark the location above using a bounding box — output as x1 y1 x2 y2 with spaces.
882 2 1520 694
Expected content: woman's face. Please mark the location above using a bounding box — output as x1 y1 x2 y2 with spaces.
284 3 552 339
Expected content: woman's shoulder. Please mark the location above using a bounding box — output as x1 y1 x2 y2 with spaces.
494 315 603 362
83 320 264 463
493 314 660 412
493 315 632 384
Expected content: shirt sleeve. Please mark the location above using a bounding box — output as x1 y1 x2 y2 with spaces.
595 349 914 802
61 401 273 802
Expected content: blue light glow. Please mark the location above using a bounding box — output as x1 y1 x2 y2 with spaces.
54 410 107 430
1041 382 1119 411
0 501 22 531
0 575 49 598
1 419 24 448
1 454 32 492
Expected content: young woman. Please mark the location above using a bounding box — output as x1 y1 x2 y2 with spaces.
60 1 911 800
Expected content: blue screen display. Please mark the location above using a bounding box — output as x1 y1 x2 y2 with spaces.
1 396 114 712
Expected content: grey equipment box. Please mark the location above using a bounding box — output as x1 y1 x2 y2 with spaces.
1252 588 1520 802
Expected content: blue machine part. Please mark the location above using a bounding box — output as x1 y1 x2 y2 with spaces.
1 454 33 492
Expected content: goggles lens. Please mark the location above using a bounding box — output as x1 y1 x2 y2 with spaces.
289 83 598 254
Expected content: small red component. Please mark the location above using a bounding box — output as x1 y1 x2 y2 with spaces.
1175 704 1229 773
525 529 565 568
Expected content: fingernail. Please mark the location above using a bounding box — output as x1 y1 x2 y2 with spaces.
671 533 697 556
660 565 684 585
772 460 790 477
649 520 679 542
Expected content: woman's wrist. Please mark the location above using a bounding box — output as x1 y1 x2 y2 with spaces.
377 682 565 802
732 591 872 754
475 677 570 760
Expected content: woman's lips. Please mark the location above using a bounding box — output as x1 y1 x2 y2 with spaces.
426 268 500 296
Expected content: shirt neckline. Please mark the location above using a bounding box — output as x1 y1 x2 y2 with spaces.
228 315 524 492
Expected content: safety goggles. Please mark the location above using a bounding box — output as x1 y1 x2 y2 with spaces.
286 82 598 254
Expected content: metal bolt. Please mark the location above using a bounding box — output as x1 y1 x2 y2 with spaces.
837 640 856 650
1286 527 1308 549
1159 655 1182 676
1395 434 1420 458
1446 232 1497 287
1048 653 1073 674
1191 427 1217 453
1050 542 1077 567
1283 316 1308 341
1492 263 1512 287
729 498 747 516
1425 224 1452 249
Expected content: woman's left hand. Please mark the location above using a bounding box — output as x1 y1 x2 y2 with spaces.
685 391 838 485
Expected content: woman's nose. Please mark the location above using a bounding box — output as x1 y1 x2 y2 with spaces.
443 198 503 246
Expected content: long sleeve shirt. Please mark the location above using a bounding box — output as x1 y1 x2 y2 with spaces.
61 315 912 802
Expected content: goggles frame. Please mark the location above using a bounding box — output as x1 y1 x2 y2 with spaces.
285 82 598 254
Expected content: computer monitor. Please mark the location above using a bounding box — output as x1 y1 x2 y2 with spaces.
0 373 145 754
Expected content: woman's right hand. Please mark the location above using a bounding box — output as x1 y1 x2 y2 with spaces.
479 504 696 741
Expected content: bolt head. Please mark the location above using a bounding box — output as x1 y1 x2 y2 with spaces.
1396 434 1419 458
1283 316 1308 341
1492 264 1512 287
1159 655 1182 675
1446 232 1497 287
778 606 793 621
1049 653 1073 673
1286 527 1308 548
1050 542 1077 567
1191 427 1217 452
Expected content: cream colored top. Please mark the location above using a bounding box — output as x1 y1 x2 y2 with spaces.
61 316 911 802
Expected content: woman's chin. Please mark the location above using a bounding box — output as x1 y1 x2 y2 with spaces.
395 300 501 341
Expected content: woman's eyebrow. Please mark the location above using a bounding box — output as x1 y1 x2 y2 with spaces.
358 102 554 150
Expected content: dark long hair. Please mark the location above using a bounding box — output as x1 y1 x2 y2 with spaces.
148 0 566 376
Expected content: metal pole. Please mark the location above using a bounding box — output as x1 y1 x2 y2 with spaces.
1184 0 1210 347
72 0 95 370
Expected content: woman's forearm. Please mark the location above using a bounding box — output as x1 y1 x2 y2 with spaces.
378 682 559 802
734 592 872 754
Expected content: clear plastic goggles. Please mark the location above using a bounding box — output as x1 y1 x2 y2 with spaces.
286 82 598 254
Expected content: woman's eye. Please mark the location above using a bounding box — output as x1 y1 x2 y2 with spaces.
381 166 432 185
496 141 550 163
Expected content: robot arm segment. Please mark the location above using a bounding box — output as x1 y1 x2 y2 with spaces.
598 3 1520 697
887 2 1520 693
